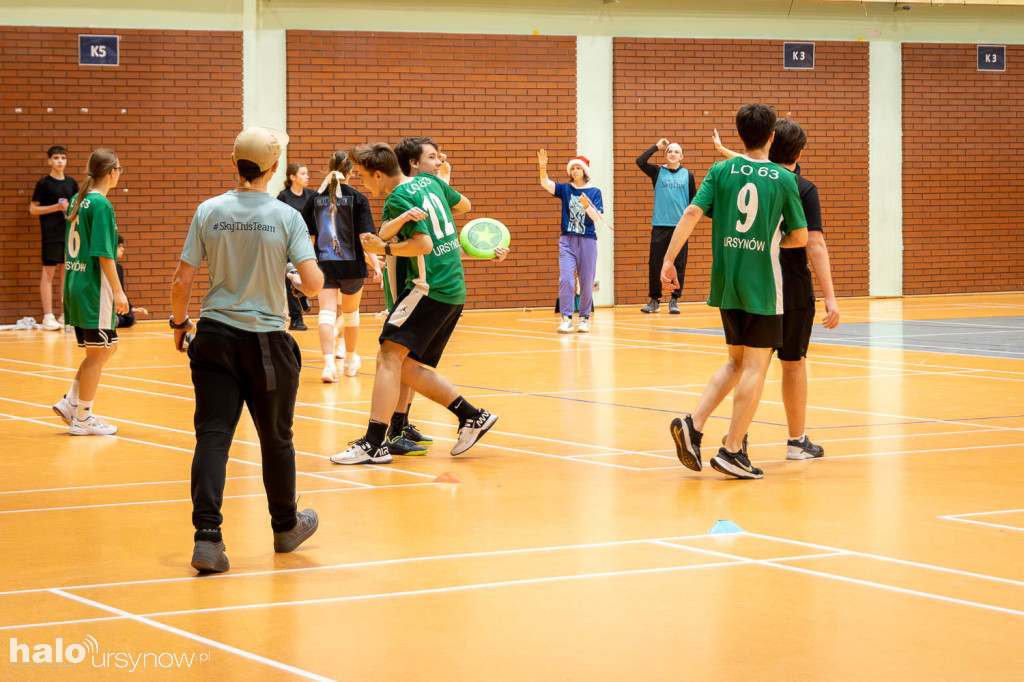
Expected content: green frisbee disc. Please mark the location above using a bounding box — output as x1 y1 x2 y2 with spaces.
459 218 511 259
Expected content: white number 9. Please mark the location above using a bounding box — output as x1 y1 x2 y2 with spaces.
735 182 758 233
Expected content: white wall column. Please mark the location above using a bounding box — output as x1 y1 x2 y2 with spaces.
242 0 288 192
576 35 615 306
868 40 903 296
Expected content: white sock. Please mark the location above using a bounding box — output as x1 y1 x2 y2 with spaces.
345 352 356 363
76 400 93 420
323 354 336 368
68 379 80 406
791 434 806 443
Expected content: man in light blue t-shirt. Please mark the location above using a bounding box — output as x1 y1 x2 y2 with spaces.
170 127 324 574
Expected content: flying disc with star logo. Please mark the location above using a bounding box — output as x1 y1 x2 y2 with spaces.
459 218 511 259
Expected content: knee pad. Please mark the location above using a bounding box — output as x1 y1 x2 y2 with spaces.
318 310 337 327
341 311 360 328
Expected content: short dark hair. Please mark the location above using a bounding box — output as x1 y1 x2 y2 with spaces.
117 234 125 246
47 145 67 158
237 159 265 182
350 142 401 177
394 137 438 176
768 118 807 166
735 103 777 151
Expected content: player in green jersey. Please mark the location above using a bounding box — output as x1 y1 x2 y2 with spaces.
51 148 130 436
331 142 498 465
661 103 808 480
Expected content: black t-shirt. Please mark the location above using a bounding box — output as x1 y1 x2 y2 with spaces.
301 184 375 280
276 187 316 213
779 165 823 311
32 175 79 243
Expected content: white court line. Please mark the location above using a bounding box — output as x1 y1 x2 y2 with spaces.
51 590 334 682
940 517 1024 533
0 532 715 598
656 541 1024 618
939 508 1024 533
0 475 264 497
943 507 1024 518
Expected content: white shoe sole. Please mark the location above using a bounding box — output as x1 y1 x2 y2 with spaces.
53 403 73 425
450 412 498 456
710 456 763 479
330 451 393 465
69 425 118 436
321 368 337 383
786 447 823 460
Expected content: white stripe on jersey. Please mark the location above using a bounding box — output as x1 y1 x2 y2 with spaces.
770 216 784 315
99 269 114 328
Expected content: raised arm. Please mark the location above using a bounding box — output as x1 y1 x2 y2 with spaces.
635 138 666 181
537 149 555 194
712 129 739 159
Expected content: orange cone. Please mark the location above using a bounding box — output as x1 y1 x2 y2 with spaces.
433 472 461 484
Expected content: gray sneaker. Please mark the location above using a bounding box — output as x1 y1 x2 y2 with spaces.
787 436 825 460
451 410 498 456
273 509 319 553
668 299 681 314
641 298 660 313
191 540 229 573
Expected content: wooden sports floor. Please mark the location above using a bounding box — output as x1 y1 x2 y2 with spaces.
3 292 1024 680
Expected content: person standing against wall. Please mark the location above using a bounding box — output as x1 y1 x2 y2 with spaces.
30 145 78 330
171 127 324 573
636 138 696 314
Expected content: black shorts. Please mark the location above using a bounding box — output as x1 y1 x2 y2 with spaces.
41 242 64 266
379 289 463 368
776 302 815 361
74 327 118 348
719 309 782 349
323 278 364 295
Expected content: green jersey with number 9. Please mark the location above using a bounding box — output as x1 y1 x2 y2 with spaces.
382 174 467 305
692 156 806 316
63 192 119 329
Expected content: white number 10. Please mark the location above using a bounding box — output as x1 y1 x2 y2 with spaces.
421 195 455 240
735 182 758 233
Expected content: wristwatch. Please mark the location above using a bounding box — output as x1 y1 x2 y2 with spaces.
385 243 393 256
169 315 191 330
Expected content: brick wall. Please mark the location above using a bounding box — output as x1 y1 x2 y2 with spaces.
613 38 870 305
286 31 577 312
0 27 242 322
903 44 1024 294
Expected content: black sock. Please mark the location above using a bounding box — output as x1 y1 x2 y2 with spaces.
389 411 408 437
366 419 388 447
194 528 222 543
447 396 479 422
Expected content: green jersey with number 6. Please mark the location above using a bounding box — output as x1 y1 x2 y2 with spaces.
63 192 118 329
692 156 806 316
382 174 466 305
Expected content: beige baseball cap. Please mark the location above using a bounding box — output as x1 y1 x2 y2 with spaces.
231 127 289 172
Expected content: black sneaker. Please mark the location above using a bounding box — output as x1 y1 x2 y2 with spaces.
722 432 749 457
641 298 661 313
787 436 824 460
191 540 230 573
710 447 764 480
273 509 319 553
670 414 702 471
289 319 308 331
402 423 433 446
668 299 681 314
451 409 498 456
388 434 428 456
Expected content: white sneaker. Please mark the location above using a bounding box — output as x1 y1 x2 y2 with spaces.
451 410 498 456
52 395 75 425
69 414 118 436
343 355 361 377
577 318 589 333
330 438 392 465
334 339 346 360
40 313 61 331
557 317 573 334
320 364 338 383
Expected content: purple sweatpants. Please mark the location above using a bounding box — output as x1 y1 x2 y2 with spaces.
558 234 598 319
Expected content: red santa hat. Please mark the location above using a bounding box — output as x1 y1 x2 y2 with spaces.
566 155 591 176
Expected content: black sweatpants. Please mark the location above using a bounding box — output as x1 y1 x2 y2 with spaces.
187 318 302 533
649 226 689 300
286 283 304 324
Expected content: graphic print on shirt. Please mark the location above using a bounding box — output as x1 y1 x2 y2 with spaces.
312 195 356 261
567 194 588 235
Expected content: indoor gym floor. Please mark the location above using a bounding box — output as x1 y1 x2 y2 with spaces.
2 292 1023 680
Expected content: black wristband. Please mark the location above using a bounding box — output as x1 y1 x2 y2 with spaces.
169 315 191 330
385 243 392 256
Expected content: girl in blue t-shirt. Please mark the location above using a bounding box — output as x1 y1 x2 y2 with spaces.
536 150 607 334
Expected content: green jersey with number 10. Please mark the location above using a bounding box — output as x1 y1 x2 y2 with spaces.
692 156 806 316
382 174 466 305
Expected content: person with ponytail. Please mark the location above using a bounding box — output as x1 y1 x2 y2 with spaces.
51 148 130 436
300 150 381 383
277 162 316 330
